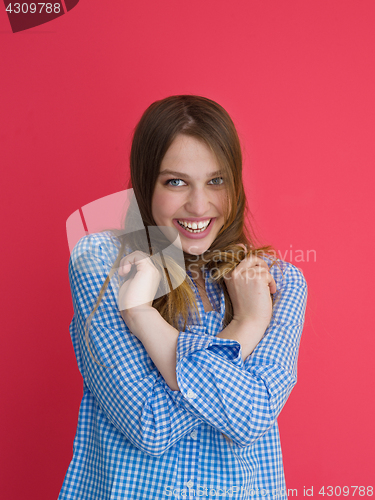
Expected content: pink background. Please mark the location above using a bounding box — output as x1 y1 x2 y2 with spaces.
1 1 374 498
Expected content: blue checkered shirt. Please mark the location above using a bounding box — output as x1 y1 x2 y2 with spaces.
58 231 307 500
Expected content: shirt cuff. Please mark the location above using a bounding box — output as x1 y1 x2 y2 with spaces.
176 331 244 369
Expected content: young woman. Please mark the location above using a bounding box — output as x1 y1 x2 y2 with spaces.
59 95 307 500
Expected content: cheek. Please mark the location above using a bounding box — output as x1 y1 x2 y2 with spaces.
152 189 176 223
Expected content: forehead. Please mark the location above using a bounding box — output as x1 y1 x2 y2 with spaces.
161 135 219 173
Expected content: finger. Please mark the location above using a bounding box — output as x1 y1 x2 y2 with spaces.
247 256 270 269
268 276 277 295
237 244 258 263
118 261 132 276
247 259 277 294
253 269 277 294
118 251 150 273
238 255 270 273
242 266 270 280
242 267 277 293
120 252 162 282
237 243 248 255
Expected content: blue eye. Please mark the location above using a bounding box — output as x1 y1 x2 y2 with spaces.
208 177 224 185
166 179 186 187
165 177 224 187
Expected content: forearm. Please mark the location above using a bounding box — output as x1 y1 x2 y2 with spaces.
216 319 266 361
125 307 180 391
126 305 266 389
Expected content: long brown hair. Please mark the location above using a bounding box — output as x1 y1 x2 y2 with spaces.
84 95 280 364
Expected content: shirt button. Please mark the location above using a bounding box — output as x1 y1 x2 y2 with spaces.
190 430 198 440
186 389 196 399
186 480 194 488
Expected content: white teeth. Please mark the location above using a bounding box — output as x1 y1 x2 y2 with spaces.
177 219 211 233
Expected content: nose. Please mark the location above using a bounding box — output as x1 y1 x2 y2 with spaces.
184 187 211 216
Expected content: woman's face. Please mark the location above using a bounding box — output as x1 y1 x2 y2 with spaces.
151 134 228 256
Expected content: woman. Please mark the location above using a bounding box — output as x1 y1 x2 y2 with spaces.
59 95 307 499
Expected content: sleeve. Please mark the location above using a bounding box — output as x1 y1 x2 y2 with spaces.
68 233 204 457
170 261 307 448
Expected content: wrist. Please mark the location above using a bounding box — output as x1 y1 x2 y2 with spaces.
232 315 269 334
217 318 267 361
122 305 158 339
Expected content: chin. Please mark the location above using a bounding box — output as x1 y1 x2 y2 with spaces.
182 241 211 256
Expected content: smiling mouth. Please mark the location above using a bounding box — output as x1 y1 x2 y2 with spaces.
176 219 212 233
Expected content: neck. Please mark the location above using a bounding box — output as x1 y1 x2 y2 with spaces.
186 263 204 282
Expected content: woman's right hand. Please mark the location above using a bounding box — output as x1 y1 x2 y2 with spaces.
224 252 277 332
117 251 162 331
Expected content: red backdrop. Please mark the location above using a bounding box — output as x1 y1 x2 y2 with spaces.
1 1 374 498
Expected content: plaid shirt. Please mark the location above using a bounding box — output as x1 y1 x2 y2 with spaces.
58 231 307 500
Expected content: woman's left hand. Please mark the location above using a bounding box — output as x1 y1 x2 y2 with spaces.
118 251 161 327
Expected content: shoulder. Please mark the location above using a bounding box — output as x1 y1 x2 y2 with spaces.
68 232 126 308
69 231 125 282
261 257 308 324
69 231 123 271
260 255 307 291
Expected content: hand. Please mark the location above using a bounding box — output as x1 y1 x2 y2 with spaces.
118 251 162 328
224 251 277 332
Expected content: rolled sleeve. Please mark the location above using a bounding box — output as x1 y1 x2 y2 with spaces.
177 331 244 367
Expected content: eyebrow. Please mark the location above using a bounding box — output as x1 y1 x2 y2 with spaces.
158 169 222 179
